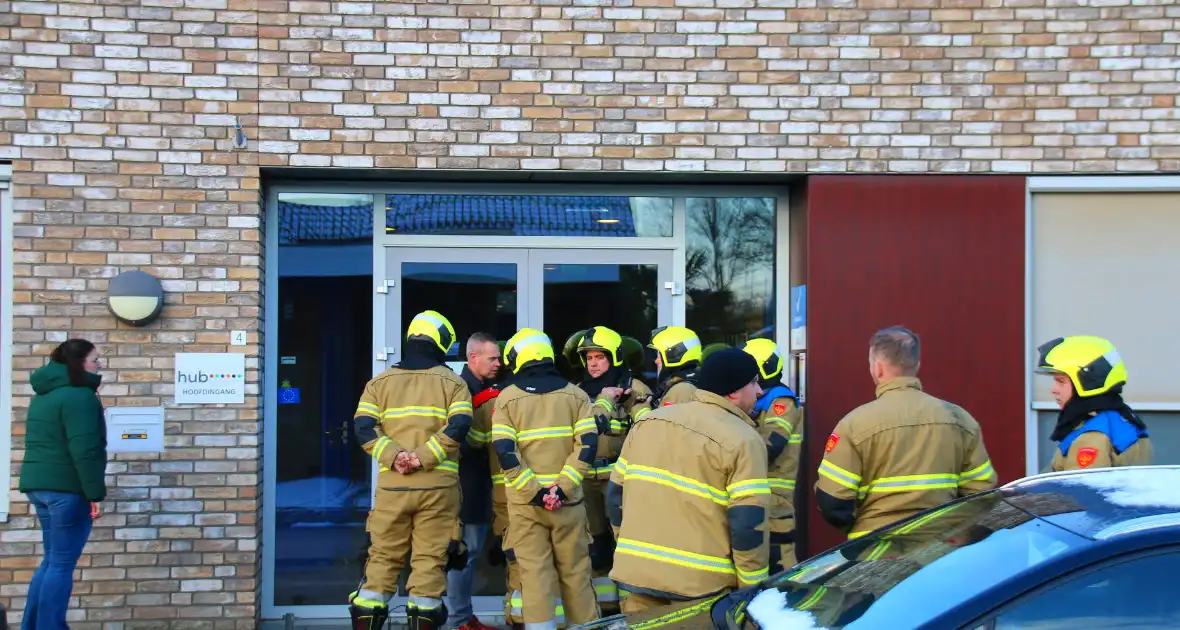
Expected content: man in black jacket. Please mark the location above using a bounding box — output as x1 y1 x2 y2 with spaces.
447 332 502 630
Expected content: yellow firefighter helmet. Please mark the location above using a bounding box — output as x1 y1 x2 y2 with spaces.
406 310 456 355
1035 335 1127 398
505 328 556 374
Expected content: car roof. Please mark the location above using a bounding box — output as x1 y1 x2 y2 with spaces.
998 465 1180 541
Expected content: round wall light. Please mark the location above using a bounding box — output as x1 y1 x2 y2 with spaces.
108 270 165 326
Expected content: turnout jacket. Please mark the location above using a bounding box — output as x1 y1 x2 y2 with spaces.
492 382 600 506
1050 409 1152 472
353 364 473 488
751 386 804 522
607 390 771 600
815 377 997 539
588 378 655 481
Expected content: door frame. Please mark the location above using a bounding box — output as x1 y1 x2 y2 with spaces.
525 248 676 337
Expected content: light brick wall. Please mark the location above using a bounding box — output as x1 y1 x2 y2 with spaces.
1 0 1177 626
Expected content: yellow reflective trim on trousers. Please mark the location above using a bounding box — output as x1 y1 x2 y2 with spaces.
629 594 724 630
574 417 598 434
355 402 381 419
960 460 995 484
592 577 619 601
737 565 769 585
508 591 565 619
518 426 574 441
425 436 446 462
615 537 735 575
727 478 771 500
509 468 536 490
818 460 862 491
383 406 446 420
769 478 796 490
623 464 728 505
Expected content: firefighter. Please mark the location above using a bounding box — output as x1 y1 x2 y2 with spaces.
348 310 474 630
648 326 702 407
607 348 771 613
1035 335 1152 471
740 338 804 572
815 326 997 541
573 326 654 615
492 329 601 630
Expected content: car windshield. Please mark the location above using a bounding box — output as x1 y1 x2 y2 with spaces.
744 491 1090 629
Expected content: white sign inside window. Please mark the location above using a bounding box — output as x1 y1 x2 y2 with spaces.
174 353 246 404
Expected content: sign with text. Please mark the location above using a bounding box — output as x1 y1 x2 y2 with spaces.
174 353 245 404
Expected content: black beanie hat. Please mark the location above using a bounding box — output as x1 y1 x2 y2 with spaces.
697 348 760 397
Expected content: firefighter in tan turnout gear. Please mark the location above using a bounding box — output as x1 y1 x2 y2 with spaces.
492 329 601 630
348 310 474 630
815 326 998 541
608 348 771 614
648 326 701 407
572 326 654 616
740 338 804 572
1035 335 1152 472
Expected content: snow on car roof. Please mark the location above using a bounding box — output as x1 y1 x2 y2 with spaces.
747 589 826 630
1052 467 1180 510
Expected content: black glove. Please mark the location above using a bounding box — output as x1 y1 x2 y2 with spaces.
445 538 468 571
486 535 506 566
529 488 550 507
595 413 611 434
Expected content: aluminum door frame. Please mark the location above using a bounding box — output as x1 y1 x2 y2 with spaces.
525 249 676 334
380 247 529 619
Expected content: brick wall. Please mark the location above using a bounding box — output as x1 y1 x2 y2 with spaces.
1 0 1178 626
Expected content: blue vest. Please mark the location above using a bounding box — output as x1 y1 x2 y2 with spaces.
753 385 799 416
1058 409 1148 456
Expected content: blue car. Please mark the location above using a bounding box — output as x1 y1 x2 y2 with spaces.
572 465 1180 629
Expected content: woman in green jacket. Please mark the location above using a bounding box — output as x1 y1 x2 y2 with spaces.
18 339 108 630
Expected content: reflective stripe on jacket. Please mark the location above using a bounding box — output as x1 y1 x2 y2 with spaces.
608 390 771 599
353 365 473 489
753 394 803 520
492 383 598 505
815 377 997 538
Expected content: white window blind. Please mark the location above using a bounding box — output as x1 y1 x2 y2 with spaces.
1032 192 1180 406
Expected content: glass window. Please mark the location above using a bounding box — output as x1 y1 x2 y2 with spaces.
274 193 374 606
992 552 1180 629
685 197 776 346
384 194 673 237
748 492 1088 628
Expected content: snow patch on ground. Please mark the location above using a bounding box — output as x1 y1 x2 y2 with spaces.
1055 468 1180 510
746 589 826 630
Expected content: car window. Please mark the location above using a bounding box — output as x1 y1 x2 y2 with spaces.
744 492 1089 629
990 551 1180 629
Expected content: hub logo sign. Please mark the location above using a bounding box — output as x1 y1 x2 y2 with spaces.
174 353 246 404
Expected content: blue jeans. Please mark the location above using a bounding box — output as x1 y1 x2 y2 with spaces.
22 490 93 630
445 523 488 626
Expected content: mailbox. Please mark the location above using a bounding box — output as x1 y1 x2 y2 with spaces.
105 406 165 453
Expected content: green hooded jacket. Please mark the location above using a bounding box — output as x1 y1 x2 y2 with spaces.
18 360 108 501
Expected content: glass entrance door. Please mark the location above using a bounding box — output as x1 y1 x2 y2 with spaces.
528 249 674 385
375 246 673 620
382 248 526 615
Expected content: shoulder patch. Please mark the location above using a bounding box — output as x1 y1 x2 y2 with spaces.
1076 447 1098 468
825 433 839 453
772 402 787 416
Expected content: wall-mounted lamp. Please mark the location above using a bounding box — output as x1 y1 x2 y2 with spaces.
108 270 165 326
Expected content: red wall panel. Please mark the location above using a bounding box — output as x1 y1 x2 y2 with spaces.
799 175 1026 557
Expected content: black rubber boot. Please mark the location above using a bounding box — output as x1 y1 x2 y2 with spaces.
349 603 389 630
407 601 448 630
